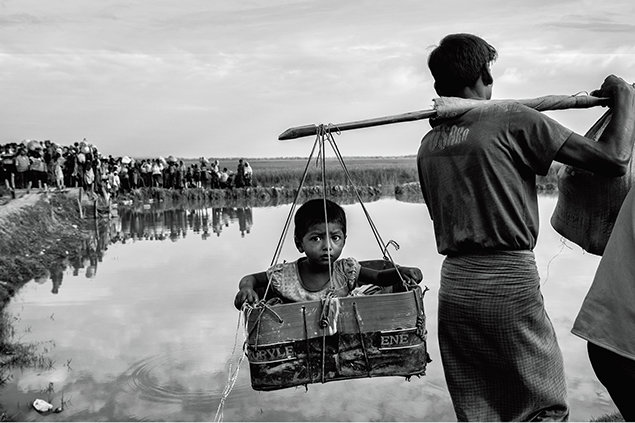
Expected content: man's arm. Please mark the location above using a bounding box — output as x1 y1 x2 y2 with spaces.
555 75 635 176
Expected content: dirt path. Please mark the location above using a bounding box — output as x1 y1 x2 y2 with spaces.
0 189 81 226
0 192 40 221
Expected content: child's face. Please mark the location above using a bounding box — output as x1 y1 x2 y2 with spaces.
299 221 346 267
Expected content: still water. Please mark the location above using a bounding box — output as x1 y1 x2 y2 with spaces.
2 195 617 421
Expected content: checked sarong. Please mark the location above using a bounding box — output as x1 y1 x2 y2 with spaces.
438 250 569 422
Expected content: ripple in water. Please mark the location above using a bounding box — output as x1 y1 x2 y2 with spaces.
122 347 253 410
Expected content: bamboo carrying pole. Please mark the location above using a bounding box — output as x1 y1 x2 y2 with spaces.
278 94 610 140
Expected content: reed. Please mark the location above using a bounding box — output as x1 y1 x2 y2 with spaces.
251 166 418 188
240 157 561 191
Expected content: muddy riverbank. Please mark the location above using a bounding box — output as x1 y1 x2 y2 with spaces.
0 190 93 307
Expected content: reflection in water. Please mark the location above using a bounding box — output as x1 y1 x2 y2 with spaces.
117 205 253 241
33 203 254 293
32 221 107 294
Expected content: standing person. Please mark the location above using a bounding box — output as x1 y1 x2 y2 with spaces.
243 160 253 187
176 160 186 190
200 163 209 189
15 146 30 190
63 147 76 188
151 159 163 188
44 140 55 188
53 151 65 190
83 159 95 199
417 33 635 422
74 150 86 189
210 160 220 189
192 163 201 188
185 165 193 188
571 187 635 421
235 159 245 188
129 161 140 189
28 149 48 192
118 163 129 193
108 170 121 199
141 160 152 187
1 145 16 192
219 167 229 188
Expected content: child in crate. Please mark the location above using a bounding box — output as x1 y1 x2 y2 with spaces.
234 198 422 309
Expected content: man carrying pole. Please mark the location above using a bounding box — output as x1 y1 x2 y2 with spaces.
416 33 635 421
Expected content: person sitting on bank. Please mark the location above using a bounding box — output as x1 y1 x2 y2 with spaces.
234 198 422 309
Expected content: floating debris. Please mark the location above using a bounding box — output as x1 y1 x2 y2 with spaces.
32 399 53 413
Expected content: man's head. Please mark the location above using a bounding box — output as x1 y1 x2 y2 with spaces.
428 33 497 97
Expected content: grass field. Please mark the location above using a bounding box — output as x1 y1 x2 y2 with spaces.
161 155 562 193
200 156 561 191
244 156 418 188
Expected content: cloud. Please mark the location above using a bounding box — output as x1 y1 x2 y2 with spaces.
1 0 634 157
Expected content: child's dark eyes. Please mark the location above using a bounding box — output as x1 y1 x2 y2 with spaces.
308 234 342 242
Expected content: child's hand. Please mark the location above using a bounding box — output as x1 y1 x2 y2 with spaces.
400 267 423 286
234 287 259 309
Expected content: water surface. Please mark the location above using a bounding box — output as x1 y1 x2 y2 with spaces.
2 196 617 421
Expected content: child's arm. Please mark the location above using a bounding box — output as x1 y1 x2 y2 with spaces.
234 271 268 309
358 265 423 288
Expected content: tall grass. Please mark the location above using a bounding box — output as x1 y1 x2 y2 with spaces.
242 157 562 190
252 166 418 188
1 311 55 386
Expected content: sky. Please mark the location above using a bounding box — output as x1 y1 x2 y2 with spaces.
1 0 634 159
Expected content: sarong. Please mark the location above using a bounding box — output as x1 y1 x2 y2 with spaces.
439 250 568 422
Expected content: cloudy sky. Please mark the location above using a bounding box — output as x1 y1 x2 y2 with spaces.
1 0 634 159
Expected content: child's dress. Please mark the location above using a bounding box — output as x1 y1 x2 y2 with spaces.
267 257 361 302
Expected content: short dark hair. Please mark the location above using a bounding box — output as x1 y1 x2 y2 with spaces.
294 198 346 248
428 33 498 96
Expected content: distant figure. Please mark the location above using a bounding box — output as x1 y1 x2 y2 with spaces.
140 160 152 187
118 164 129 193
14 147 30 190
28 149 48 192
192 163 201 188
53 153 65 190
1 145 16 191
83 161 95 199
129 163 140 189
219 167 229 188
243 160 253 187
109 170 120 198
200 163 209 189
210 160 220 188
151 159 163 188
235 159 245 188
176 160 186 189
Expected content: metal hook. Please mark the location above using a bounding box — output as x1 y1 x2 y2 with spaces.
382 239 400 260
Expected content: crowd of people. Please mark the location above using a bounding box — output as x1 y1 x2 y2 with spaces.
0 138 255 199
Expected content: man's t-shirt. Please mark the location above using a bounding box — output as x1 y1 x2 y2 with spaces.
417 102 571 255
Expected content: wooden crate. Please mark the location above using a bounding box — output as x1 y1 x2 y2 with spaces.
245 285 429 391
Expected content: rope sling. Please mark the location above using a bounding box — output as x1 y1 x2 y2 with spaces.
214 125 428 421
250 123 416 350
